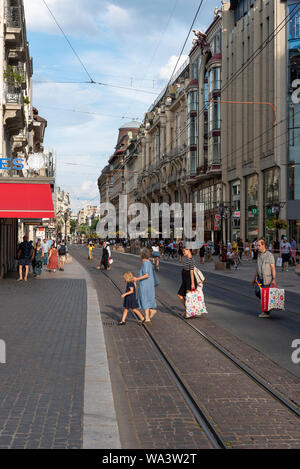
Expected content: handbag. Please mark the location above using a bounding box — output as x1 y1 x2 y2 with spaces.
276 257 283 267
194 266 205 284
185 286 208 317
109 258 114 265
65 255 73 264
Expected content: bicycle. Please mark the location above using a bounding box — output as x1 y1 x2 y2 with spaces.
163 247 179 261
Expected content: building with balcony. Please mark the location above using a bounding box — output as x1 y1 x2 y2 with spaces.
0 1 54 277
55 187 71 240
135 60 190 209
186 12 223 241
77 205 100 227
98 121 140 230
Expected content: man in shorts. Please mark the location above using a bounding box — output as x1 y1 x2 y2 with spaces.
280 237 292 272
17 236 34 282
58 240 67 271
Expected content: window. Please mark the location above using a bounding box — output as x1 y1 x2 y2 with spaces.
246 174 259 241
209 98 220 132
208 67 221 92
190 151 197 174
289 5 300 41
212 136 221 164
189 116 198 145
188 91 197 113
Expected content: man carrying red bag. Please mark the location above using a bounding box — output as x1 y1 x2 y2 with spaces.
252 237 277 318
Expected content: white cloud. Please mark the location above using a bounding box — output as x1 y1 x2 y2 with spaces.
159 55 189 80
102 4 133 31
24 0 101 38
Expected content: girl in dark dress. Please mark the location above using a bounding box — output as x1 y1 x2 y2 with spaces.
119 272 145 325
177 248 198 317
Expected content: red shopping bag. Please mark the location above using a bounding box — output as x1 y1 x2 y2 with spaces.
261 288 270 312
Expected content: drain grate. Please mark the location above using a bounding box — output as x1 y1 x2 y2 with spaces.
103 321 117 326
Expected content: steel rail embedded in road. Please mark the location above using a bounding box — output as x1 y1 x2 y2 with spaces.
156 296 300 419
100 270 228 450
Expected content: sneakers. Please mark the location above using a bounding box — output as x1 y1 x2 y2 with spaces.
258 312 270 318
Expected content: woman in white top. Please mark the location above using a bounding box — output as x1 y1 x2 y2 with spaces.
152 242 160 271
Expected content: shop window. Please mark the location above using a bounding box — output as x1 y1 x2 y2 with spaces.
246 174 259 242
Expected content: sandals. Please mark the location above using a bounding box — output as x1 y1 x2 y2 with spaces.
118 321 126 326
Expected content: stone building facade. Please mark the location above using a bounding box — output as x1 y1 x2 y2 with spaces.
221 0 298 243
0 0 54 277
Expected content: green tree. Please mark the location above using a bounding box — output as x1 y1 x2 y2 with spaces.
70 219 77 234
90 217 99 232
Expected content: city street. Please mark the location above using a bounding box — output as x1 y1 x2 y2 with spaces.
72 245 300 448
0 0 300 453
1 246 299 449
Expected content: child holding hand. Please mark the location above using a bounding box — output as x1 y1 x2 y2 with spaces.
119 272 145 325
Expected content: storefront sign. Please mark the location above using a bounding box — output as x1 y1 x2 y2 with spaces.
214 214 221 231
36 227 45 240
248 211 254 218
233 211 240 218
0 158 24 170
251 207 258 216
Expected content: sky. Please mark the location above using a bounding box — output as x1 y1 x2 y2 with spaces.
23 0 220 212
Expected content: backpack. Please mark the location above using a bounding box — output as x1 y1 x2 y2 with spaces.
194 266 205 284
59 245 66 256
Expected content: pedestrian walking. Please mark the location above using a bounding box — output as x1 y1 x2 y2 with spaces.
252 238 258 260
134 248 157 323
291 237 297 266
280 237 292 272
42 238 49 266
118 272 145 325
57 239 67 271
88 241 94 260
99 241 111 270
151 242 160 271
178 240 184 263
199 244 205 264
17 235 34 282
33 239 43 278
47 243 59 272
252 237 277 318
244 239 250 260
177 247 197 315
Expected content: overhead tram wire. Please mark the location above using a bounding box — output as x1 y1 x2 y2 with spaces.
41 0 95 83
165 4 300 155
37 105 141 121
167 0 205 87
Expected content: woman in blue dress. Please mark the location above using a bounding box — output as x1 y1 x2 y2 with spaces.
134 248 157 323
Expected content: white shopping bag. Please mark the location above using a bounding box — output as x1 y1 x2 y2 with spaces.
276 257 282 267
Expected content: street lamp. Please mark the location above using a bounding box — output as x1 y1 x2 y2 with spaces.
64 211 68 241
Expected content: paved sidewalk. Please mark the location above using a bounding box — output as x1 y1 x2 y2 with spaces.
0 259 120 449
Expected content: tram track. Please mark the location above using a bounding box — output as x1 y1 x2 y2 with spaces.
100 269 227 449
70 246 300 448
100 268 300 423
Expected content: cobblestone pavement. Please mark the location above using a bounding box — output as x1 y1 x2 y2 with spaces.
0 273 87 449
71 246 300 449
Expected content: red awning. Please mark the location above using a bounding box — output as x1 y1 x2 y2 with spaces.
0 183 54 218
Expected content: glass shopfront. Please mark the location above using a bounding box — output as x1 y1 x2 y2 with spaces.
264 167 280 243
246 174 258 242
288 2 300 201
230 180 241 241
